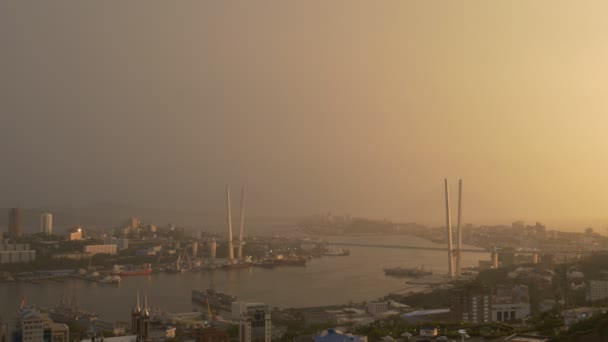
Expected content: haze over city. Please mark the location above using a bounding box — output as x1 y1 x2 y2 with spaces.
3 1 608 230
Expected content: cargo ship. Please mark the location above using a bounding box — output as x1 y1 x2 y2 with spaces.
113 264 152 276
384 266 432 278
275 257 307 266
191 288 236 309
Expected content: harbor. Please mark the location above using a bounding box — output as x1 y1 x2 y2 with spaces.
0 234 489 323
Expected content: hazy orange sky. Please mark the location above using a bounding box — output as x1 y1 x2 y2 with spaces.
1 1 608 231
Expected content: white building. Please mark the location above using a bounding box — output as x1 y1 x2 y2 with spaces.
492 303 531 322
491 284 531 322
19 308 44 342
84 244 118 255
367 301 390 316
587 280 608 302
40 212 53 235
314 329 367 342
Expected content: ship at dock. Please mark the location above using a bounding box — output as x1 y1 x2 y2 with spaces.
274 255 307 266
191 288 236 309
384 266 432 278
49 296 98 327
322 248 350 256
113 263 152 276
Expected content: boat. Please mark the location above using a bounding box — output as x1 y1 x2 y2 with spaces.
99 275 121 284
113 264 152 276
322 248 350 256
191 288 236 309
275 257 307 266
384 266 432 278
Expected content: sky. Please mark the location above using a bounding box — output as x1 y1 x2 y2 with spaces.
1 1 608 231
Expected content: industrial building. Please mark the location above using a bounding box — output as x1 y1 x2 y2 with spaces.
84 244 118 255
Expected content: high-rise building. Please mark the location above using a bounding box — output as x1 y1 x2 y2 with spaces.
8 208 22 239
40 212 53 235
450 284 491 323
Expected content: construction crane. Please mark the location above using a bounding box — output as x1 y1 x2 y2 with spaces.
205 298 217 321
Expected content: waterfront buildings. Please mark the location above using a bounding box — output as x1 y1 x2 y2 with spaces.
84 244 118 255
586 280 608 302
8 208 22 239
15 307 44 342
40 212 53 235
41 312 70 342
0 243 36 264
314 329 367 342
